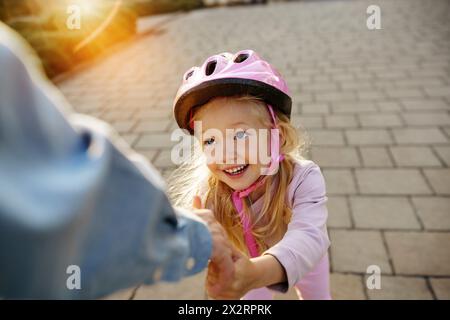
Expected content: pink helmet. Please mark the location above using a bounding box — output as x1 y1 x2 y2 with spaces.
173 49 292 132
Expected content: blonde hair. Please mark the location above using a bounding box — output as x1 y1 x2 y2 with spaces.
167 95 309 255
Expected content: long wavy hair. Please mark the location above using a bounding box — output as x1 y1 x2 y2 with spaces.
167 95 309 256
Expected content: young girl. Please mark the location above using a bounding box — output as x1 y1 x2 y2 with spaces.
169 50 331 300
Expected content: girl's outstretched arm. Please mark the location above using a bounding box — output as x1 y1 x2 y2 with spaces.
264 161 330 293
249 255 287 289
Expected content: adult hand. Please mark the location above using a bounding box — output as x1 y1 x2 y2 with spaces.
192 195 238 297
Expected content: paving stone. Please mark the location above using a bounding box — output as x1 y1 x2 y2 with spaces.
327 196 352 228
390 146 442 167
444 127 450 139
346 130 393 146
402 112 450 126
339 81 372 90
425 86 450 97
377 101 402 112
291 115 323 129
307 130 346 146
412 197 450 230
434 146 450 166
134 119 171 133
310 146 361 168
322 169 357 195
350 196 420 229
385 232 450 276
330 230 392 274
423 169 450 194
429 278 450 299
357 90 387 101
111 120 136 134
355 169 432 195
331 102 378 114
392 128 448 144
139 150 158 162
359 147 394 167
302 82 338 93
359 114 403 128
135 133 176 149
135 109 172 120
325 115 358 128
387 88 425 99
366 276 433 300
400 99 449 111
315 91 356 102
120 133 140 147
330 274 366 300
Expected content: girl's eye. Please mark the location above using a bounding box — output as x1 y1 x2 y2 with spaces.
234 130 249 140
203 137 215 146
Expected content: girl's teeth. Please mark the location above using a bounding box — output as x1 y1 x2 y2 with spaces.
225 165 247 174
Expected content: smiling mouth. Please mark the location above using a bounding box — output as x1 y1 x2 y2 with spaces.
223 164 249 177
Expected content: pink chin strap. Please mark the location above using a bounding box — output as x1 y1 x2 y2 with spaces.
231 104 284 258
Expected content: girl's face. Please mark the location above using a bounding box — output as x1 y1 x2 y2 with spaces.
195 97 272 191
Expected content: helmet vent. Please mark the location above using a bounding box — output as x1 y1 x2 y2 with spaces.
185 70 194 80
234 53 249 63
205 60 217 76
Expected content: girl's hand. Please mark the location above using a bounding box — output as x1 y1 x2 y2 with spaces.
206 252 257 300
192 196 239 296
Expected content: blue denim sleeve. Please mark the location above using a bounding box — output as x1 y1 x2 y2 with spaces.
0 23 212 299
64 119 213 299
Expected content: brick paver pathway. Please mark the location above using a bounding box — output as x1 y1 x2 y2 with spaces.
57 0 450 299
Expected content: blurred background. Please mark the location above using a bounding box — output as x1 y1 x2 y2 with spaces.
1 0 449 300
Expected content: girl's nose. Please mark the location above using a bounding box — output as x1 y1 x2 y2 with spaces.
223 143 236 165
225 138 248 165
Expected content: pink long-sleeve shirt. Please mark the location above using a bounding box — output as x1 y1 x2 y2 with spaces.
250 159 331 299
240 159 331 300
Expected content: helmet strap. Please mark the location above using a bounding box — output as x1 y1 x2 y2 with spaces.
230 103 285 257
